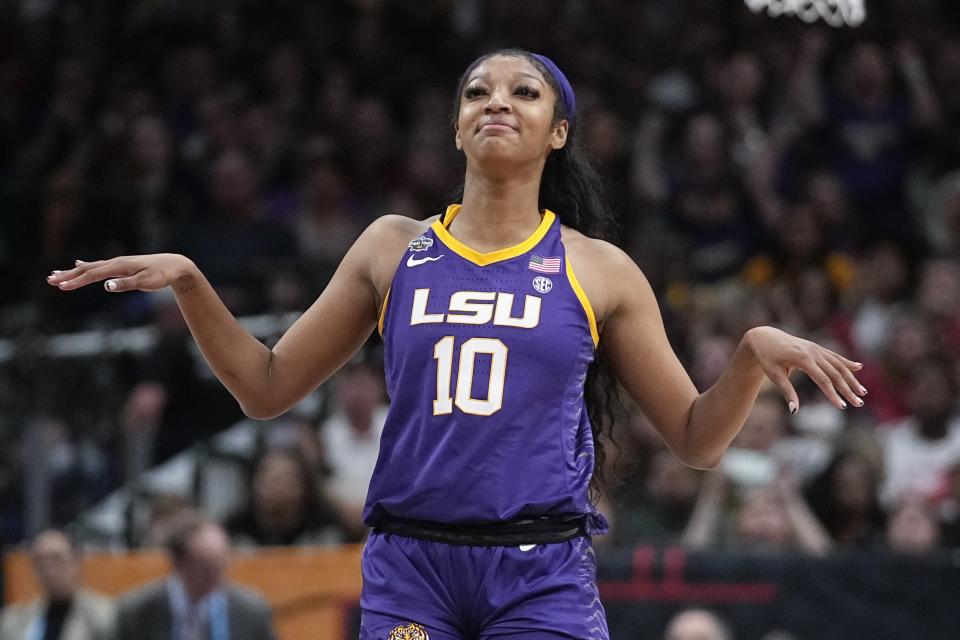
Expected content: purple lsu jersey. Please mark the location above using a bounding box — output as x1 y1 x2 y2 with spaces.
363 205 609 536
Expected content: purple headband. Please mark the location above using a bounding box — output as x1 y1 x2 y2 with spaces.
530 53 576 125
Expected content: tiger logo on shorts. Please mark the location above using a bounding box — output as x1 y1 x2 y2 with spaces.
388 622 430 640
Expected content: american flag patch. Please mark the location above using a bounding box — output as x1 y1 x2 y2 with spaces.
528 254 562 273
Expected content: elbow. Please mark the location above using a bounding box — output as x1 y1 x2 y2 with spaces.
676 447 724 471
237 354 287 420
239 398 285 421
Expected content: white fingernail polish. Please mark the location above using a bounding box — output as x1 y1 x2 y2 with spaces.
105 280 117 292
788 401 797 414
841 400 847 409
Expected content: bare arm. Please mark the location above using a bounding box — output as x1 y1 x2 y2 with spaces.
630 112 669 205
48 215 416 419
896 41 941 130
682 470 729 550
571 240 866 469
789 31 829 127
777 472 832 555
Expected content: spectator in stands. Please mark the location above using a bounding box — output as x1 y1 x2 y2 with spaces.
663 608 733 640
727 389 832 484
0 529 114 640
611 448 701 544
141 494 198 549
857 310 938 424
225 448 342 547
730 390 790 454
173 148 296 315
651 111 761 282
806 450 886 547
320 361 388 541
916 257 960 361
880 358 960 506
292 154 367 290
848 240 914 364
120 291 243 470
885 495 942 555
105 114 196 256
683 469 832 556
791 36 940 237
28 166 113 330
115 513 276 640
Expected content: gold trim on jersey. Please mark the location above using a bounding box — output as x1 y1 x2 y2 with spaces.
431 205 556 266
377 286 391 336
566 257 600 348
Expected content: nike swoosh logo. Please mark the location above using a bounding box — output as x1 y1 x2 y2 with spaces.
407 254 444 267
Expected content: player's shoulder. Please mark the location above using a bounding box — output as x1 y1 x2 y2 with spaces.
560 224 651 322
364 213 435 241
352 213 435 262
358 213 439 294
560 225 637 272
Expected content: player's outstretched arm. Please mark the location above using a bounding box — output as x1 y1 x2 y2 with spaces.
583 241 866 470
46 216 413 419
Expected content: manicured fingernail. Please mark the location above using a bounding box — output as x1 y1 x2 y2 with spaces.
788 401 797 414
854 398 864 407
859 385 867 395
52 270 62 274
75 260 84 265
105 280 117 292
840 400 847 409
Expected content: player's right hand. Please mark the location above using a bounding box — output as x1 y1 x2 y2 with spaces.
46 253 197 293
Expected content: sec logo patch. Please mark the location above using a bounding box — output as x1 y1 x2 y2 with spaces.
532 276 553 293
388 622 430 640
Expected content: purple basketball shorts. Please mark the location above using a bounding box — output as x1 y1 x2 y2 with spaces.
359 531 609 639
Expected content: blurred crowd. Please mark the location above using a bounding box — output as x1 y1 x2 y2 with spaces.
3 0 960 566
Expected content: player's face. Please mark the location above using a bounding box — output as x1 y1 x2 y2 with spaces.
455 55 568 168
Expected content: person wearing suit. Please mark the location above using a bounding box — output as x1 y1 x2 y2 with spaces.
0 529 115 640
114 514 275 640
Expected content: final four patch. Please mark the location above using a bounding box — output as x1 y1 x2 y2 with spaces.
388 623 430 640
408 235 434 252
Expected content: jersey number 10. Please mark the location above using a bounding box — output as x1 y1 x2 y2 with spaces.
432 336 508 416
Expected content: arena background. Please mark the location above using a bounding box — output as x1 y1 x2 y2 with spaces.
2 1 960 639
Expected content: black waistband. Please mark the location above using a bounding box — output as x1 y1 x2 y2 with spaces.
373 515 584 546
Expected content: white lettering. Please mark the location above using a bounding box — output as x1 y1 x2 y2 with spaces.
493 293 541 328
409 290 542 328
410 289 445 325
446 291 496 324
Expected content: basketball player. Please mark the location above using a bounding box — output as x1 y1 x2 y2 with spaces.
48 50 866 639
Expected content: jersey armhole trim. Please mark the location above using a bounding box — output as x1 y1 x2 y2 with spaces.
565 257 599 348
377 286 391 337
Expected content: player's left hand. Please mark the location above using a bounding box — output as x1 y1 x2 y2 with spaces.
744 326 866 413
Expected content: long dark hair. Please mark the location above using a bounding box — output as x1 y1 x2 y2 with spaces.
451 49 622 500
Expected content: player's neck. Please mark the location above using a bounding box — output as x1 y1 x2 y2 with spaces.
456 174 544 251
